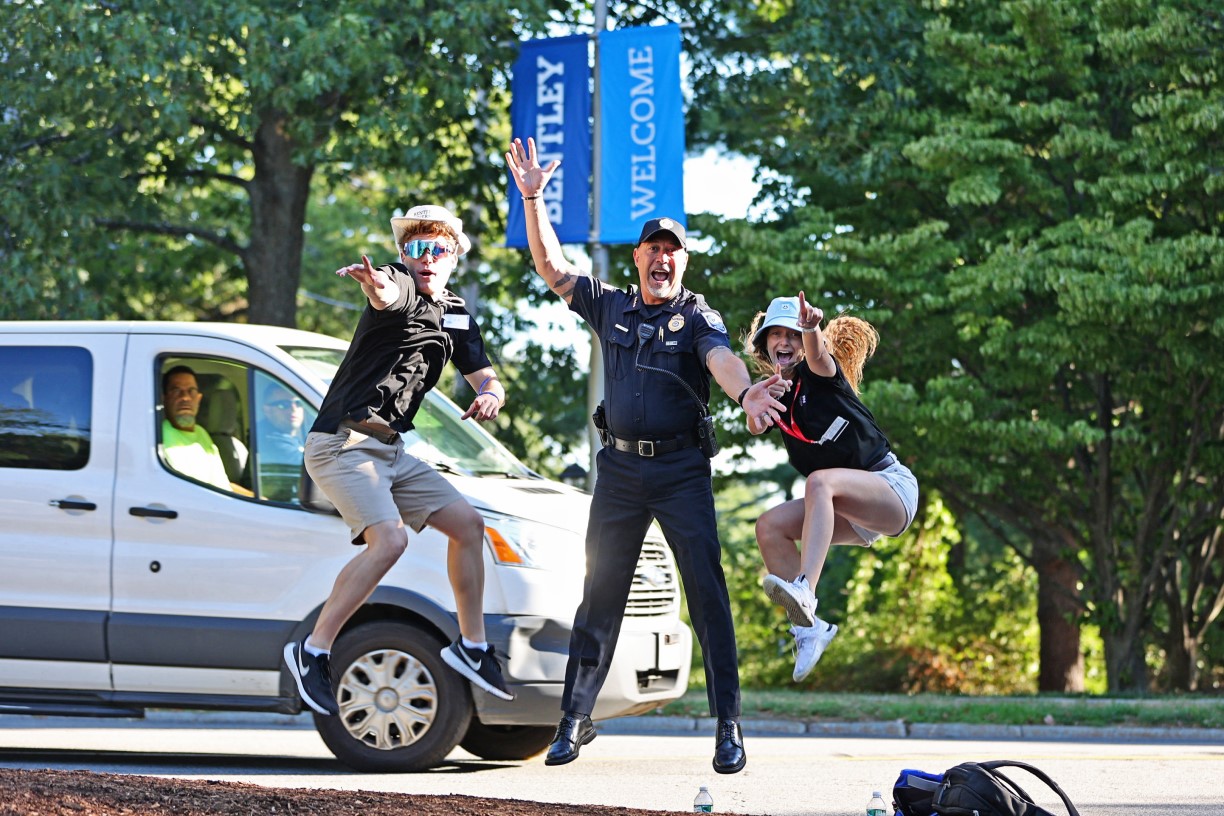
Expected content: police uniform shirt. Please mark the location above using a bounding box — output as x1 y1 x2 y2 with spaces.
312 262 492 435
776 356 891 475
568 278 731 439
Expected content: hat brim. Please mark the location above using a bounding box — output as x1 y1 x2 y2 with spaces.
752 314 801 346
638 228 686 249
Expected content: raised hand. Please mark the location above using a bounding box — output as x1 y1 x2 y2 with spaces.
505 137 560 199
797 290 823 330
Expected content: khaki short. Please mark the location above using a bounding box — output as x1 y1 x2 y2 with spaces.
304 428 463 543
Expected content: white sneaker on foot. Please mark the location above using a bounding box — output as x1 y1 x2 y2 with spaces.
763 574 817 627
791 619 838 681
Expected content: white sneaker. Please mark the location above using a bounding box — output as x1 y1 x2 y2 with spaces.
763 574 817 627
791 619 838 682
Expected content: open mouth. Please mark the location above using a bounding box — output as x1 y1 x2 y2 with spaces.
650 268 670 284
774 350 797 368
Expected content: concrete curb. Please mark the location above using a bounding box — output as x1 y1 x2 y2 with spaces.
7 711 1223 745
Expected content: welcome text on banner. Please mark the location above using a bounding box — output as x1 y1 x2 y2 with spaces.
598 24 685 245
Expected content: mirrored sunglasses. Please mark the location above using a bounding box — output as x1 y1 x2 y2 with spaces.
268 398 303 410
403 239 455 260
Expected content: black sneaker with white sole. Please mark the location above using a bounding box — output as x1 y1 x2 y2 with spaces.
441 640 515 701
283 639 339 716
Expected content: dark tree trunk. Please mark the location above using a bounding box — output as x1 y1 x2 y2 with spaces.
1163 629 1199 691
1102 628 1148 692
1033 542 1084 692
245 113 313 327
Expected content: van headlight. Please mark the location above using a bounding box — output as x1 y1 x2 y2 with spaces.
482 512 585 571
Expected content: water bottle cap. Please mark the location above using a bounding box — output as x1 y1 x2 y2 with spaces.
872 791 882 796
699 786 709 791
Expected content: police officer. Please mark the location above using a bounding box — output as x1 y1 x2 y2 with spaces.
505 137 787 774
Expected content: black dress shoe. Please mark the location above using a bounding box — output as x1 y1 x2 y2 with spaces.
544 712 596 766
712 719 746 774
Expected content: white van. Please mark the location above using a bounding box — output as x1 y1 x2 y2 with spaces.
0 321 691 772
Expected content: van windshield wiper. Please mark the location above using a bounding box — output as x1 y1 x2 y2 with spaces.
423 458 464 475
469 469 541 479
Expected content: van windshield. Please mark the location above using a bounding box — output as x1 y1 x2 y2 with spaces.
281 345 535 479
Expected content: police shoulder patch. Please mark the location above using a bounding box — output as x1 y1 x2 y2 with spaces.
702 311 728 334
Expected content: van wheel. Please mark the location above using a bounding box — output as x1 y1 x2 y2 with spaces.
313 621 472 772
460 720 554 761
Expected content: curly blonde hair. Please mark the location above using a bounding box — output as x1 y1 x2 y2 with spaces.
743 311 879 395
825 315 878 394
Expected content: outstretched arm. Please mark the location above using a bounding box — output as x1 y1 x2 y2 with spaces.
797 290 835 377
706 347 788 433
335 254 400 311
505 137 588 304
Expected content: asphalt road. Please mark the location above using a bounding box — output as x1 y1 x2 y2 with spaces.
2 713 1222 815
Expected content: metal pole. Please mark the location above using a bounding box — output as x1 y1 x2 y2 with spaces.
585 0 609 491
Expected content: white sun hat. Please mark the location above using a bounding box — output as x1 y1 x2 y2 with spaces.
752 296 802 346
390 204 472 256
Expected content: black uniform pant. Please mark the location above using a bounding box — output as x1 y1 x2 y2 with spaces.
561 445 742 720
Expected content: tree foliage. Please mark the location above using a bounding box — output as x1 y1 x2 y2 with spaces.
686 0 1224 691
0 0 562 324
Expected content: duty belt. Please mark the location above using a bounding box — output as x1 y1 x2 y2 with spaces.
606 430 696 458
339 417 401 445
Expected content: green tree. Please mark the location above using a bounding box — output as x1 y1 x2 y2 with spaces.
0 0 557 324
685 0 1224 691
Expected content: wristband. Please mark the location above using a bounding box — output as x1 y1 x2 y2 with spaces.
736 386 751 408
522 195 540 200
477 375 502 400
798 325 819 333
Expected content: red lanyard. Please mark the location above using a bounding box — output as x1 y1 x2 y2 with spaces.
776 380 817 444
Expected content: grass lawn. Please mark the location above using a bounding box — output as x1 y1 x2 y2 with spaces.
658 689 1224 730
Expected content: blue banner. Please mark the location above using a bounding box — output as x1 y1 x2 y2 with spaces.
506 34 591 248
598 24 685 245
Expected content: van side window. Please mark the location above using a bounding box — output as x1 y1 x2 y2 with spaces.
252 371 314 505
0 346 91 470
158 359 252 496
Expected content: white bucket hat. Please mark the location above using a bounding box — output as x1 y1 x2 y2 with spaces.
390 204 472 256
752 296 802 347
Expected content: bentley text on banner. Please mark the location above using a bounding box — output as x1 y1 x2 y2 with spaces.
506 34 592 248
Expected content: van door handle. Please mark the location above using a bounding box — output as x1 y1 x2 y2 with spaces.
129 506 179 519
50 499 98 511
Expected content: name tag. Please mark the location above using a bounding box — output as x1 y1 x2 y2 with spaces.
443 314 470 330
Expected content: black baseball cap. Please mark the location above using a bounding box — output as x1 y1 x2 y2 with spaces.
636 217 687 249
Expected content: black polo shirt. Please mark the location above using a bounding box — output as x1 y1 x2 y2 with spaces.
569 279 731 439
775 357 891 474
312 263 491 434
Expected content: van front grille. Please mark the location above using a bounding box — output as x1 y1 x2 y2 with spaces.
626 538 680 617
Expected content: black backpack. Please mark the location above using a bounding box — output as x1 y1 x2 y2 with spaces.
893 760 1081 816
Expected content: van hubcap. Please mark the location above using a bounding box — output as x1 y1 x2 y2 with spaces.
336 648 439 750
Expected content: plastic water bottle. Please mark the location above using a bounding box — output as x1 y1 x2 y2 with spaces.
693 785 714 812
866 790 888 816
